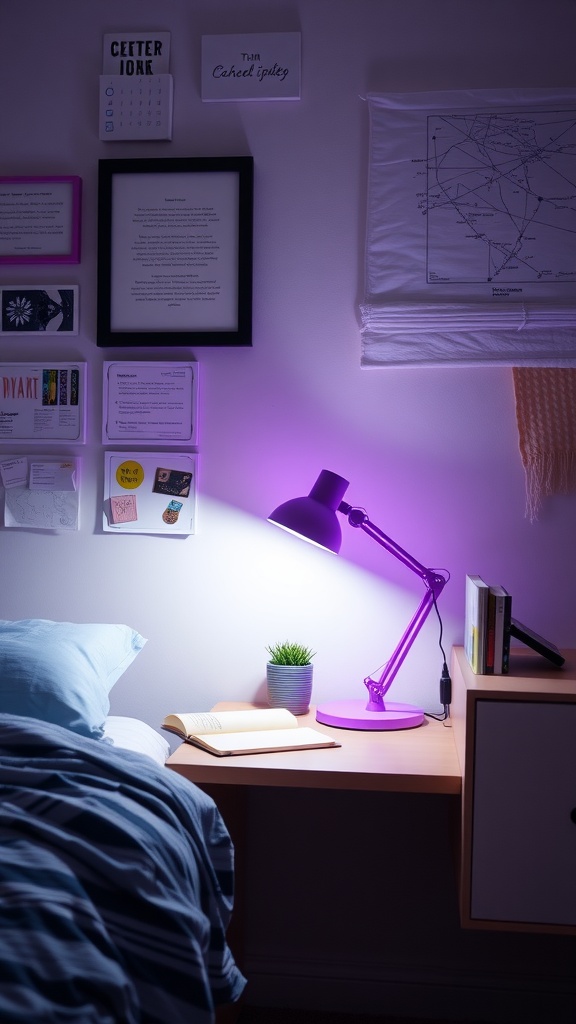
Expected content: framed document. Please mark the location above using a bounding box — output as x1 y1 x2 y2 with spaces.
0 363 86 443
102 361 199 444
97 157 253 347
0 177 81 265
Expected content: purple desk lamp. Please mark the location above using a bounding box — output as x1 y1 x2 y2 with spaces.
268 469 449 731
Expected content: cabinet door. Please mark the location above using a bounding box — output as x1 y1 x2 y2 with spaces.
471 699 576 927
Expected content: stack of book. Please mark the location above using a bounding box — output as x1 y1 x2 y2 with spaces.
465 574 512 674
464 574 565 674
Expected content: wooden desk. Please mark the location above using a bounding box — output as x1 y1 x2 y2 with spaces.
167 703 461 1018
166 702 461 795
168 702 459 968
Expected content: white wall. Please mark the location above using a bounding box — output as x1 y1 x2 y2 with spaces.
2 0 576 736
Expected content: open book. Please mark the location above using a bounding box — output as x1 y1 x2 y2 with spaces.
161 707 341 756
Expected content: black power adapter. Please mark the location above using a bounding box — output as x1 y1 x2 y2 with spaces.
439 661 452 706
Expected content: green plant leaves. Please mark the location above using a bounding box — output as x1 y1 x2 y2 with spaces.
266 641 315 665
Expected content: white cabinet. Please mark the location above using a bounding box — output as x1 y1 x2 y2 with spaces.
451 645 576 934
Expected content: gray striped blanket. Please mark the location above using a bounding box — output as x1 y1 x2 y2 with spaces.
0 714 245 1023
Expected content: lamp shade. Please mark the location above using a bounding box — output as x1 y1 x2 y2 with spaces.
268 470 349 553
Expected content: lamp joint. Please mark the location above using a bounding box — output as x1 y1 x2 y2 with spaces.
364 676 386 711
424 570 449 599
340 503 368 529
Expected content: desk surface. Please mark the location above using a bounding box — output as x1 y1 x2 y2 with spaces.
166 702 461 795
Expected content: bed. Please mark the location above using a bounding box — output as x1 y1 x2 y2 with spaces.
0 619 245 1024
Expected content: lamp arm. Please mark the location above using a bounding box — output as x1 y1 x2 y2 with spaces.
339 502 448 711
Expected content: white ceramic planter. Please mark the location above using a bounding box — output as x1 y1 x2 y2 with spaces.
266 663 313 716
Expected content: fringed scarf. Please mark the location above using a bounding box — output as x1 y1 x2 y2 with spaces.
513 367 576 521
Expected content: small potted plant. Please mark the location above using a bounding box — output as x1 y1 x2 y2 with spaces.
265 641 316 716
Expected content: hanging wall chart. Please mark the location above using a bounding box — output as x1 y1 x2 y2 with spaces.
361 88 576 367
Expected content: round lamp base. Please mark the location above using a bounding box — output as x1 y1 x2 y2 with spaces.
316 699 424 731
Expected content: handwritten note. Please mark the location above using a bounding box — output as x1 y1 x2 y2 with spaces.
202 33 301 101
0 456 27 489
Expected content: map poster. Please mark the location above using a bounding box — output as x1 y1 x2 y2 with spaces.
0 363 86 442
362 87 576 366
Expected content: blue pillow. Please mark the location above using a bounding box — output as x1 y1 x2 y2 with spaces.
0 619 147 738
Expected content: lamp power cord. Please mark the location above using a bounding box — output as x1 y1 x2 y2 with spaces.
425 583 452 725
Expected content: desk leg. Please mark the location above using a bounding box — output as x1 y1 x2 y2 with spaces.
201 783 248 1022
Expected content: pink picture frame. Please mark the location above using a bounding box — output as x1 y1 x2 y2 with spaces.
0 176 82 264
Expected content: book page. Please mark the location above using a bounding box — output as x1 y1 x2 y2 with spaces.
194 726 339 755
163 707 298 737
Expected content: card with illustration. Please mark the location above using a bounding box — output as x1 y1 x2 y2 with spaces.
1 287 79 334
153 467 193 498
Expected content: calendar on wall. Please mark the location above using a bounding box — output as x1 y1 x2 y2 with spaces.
98 74 173 141
99 31 173 141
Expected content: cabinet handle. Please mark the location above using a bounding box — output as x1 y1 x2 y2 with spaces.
571 808 576 825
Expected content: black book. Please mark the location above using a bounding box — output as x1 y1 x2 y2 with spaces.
489 585 512 674
509 618 565 668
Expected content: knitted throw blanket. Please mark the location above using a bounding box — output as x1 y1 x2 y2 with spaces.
513 368 576 521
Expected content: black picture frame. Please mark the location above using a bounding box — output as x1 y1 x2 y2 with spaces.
97 156 253 347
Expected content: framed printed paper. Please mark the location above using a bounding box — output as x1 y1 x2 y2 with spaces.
97 157 253 347
1 286 79 335
103 451 197 534
0 363 86 443
102 361 198 444
0 177 81 264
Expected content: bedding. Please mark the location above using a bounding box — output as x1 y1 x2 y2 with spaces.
0 619 147 738
102 715 171 765
0 713 246 1023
